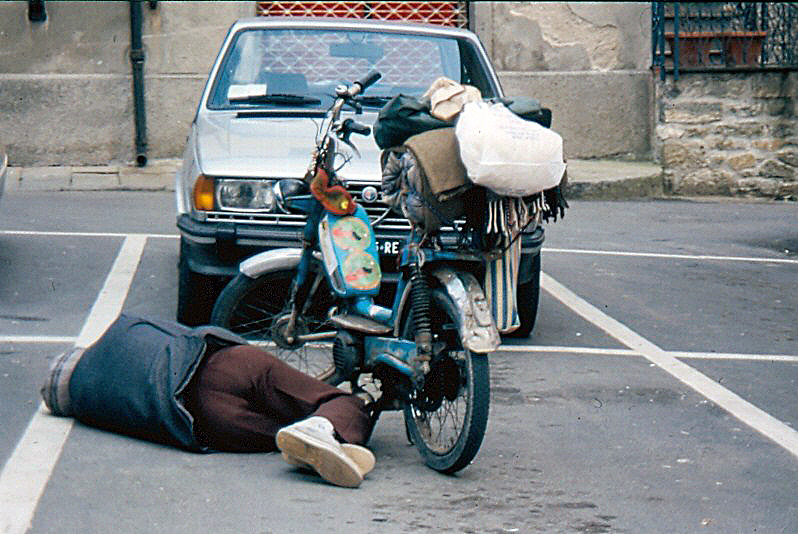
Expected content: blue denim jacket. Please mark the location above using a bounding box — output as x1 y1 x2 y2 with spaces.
67 314 245 451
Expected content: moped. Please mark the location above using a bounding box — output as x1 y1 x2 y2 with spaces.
211 72 503 473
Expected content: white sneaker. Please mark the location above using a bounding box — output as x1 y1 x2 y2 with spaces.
276 417 370 488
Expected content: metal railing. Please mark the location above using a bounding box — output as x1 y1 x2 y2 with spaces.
653 2 798 79
256 1 469 28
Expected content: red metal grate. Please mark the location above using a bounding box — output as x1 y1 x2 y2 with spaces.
256 1 468 28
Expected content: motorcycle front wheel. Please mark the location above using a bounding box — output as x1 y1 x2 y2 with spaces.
209 265 339 383
402 288 490 474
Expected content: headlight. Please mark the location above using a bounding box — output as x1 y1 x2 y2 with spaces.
216 179 277 211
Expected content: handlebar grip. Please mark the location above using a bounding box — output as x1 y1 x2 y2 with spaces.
354 71 382 93
343 118 371 136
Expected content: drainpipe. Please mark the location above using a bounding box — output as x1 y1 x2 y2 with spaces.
129 0 147 166
28 0 46 22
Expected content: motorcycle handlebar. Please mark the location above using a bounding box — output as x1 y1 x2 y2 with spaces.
342 118 371 137
352 71 382 96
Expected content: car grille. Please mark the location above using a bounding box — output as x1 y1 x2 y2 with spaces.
205 180 412 231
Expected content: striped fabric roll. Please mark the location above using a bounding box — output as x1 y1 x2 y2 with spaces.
485 237 522 334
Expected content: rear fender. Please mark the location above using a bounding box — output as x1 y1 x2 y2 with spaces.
430 267 500 353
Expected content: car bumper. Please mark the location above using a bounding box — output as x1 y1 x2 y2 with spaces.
177 213 545 282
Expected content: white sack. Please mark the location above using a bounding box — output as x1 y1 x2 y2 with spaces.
455 101 566 197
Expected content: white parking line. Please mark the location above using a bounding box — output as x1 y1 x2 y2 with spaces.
0 235 146 534
498 345 798 363
0 336 77 344
540 271 798 459
544 247 798 265
2 230 795 265
0 230 177 240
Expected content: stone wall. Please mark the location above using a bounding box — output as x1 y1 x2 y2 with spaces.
0 1 252 166
474 2 654 160
656 72 798 199
1 1 654 166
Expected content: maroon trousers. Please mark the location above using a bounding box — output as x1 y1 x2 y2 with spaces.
183 344 372 452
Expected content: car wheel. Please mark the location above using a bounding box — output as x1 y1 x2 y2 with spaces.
505 251 540 339
176 241 219 326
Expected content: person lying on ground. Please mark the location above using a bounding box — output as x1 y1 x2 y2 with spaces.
40 313 375 488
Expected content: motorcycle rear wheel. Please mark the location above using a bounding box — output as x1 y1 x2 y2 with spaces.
210 266 339 383
402 288 490 474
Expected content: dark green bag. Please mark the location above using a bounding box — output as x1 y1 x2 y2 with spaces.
373 94 452 149
501 97 552 128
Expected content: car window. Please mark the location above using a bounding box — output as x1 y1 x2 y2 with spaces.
208 28 496 109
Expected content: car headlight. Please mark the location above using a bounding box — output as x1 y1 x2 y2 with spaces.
215 179 277 212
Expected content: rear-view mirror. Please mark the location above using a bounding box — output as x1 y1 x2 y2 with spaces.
330 42 384 63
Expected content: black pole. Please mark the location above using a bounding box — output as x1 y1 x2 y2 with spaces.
129 0 148 166
673 2 679 80
658 2 666 81
28 0 46 22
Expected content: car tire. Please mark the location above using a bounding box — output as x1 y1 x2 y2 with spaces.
176 241 219 326
505 251 541 339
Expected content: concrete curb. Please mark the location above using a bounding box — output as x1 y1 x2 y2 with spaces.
565 160 664 200
5 159 181 192
4 158 665 200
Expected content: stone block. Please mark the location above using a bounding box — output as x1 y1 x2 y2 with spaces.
772 121 795 139
777 148 798 167
716 122 767 137
656 124 684 140
708 136 746 151
777 181 798 199
664 101 723 124
759 159 796 180
705 77 748 98
762 98 789 116
732 177 780 196
726 102 761 118
499 70 651 159
662 140 704 167
752 139 786 152
753 75 785 98
676 168 732 195
489 2 650 71
727 153 757 171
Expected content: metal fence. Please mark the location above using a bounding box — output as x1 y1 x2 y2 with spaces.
256 1 469 28
652 2 798 79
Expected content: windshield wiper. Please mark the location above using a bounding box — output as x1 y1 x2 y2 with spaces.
355 95 393 108
340 95 393 113
234 93 322 107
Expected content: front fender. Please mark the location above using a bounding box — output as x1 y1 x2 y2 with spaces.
239 248 302 278
430 267 500 353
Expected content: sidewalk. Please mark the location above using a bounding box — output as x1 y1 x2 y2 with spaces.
4 158 664 199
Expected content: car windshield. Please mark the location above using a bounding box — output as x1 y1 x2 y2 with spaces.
208 27 497 110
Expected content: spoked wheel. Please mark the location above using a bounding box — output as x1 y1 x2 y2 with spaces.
210 267 339 383
402 288 490 474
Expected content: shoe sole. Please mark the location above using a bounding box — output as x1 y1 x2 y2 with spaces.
276 429 363 488
282 444 375 476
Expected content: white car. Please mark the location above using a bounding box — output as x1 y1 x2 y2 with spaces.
174 17 545 335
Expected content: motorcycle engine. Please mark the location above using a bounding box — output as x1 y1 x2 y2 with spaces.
332 330 362 380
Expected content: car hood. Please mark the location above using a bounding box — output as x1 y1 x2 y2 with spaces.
195 110 383 182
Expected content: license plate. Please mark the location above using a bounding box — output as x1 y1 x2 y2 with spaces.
376 239 401 256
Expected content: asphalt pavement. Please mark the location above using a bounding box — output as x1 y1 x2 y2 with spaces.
0 190 796 533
